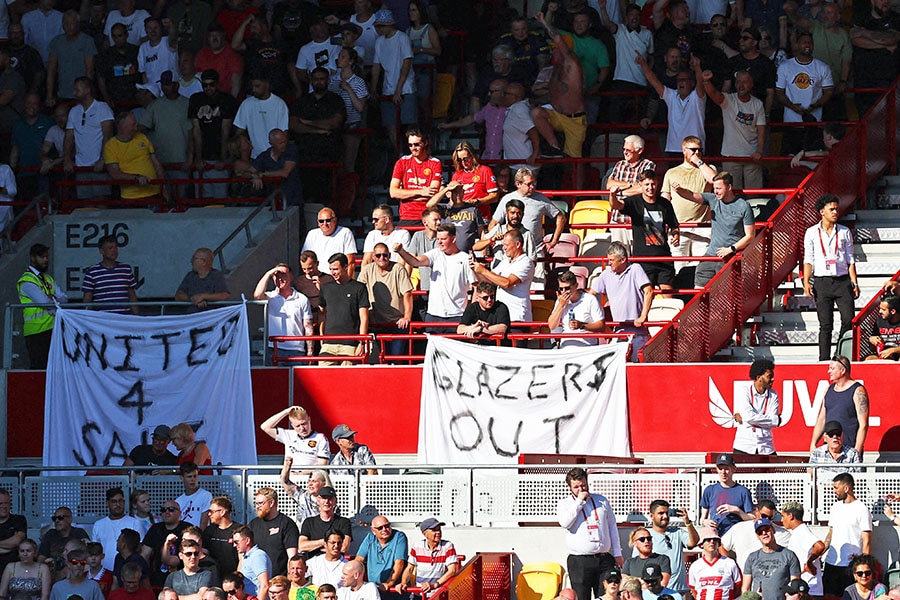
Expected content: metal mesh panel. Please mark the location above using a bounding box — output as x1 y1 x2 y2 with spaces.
739 232 769 323
699 473 812 512
245 475 358 525
864 99 890 179
641 323 673 363
593 474 698 523
359 473 470 524
673 294 709 362
472 474 568 523
134 475 243 519
480 553 513 600
24 476 131 527
446 555 480 600
707 262 739 355
770 198 801 286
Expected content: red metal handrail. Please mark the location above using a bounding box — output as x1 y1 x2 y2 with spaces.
852 271 900 360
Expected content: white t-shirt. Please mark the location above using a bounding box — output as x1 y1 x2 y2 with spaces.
337 583 379 600
613 26 654 85
302 226 357 264
688 0 732 24
351 13 378 65
175 488 213 527
296 38 341 77
307 555 347 588
138 38 179 86
824 499 872 566
266 289 312 351
233 94 290 158
662 86 706 153
91 515 143 571
776 57 834 123
66 100 114 166
502 100 538 172
363 228 411 261
104 9 150 46
373 30 414 95
557 292 605 347
178 76 203 98
787 523 823 595
274 428 330 465
494 253 534 321
424 248 475 318
719 92 766 157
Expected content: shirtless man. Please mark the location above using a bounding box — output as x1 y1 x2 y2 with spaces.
530 11 586 162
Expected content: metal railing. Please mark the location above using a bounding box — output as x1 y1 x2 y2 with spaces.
640 80 899 362
7 462 897 530
852 270 900 360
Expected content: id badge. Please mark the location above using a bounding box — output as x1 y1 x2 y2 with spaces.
825 259 837 275
587 523 600 542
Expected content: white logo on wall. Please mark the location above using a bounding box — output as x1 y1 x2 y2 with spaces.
707 377 879 428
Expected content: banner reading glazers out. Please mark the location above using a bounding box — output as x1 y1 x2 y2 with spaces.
418 337 631 464
43 304 257 470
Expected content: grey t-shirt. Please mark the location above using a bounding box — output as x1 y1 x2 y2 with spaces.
702 193 754 255
408 230 437 291
744 546 800 600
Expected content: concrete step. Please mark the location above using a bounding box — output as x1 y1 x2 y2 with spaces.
713 344 821 363
855 227 900 243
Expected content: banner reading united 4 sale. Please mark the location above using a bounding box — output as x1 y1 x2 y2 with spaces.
418 337 630 464
43 304 256 469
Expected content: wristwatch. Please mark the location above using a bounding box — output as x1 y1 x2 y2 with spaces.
730 245 736 253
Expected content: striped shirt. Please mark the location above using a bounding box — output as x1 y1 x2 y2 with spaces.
408 539 459 585
81 262 137 313
688 556 741 600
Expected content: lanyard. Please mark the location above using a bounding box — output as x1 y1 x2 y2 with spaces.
750 385 770 414
818 227 839 259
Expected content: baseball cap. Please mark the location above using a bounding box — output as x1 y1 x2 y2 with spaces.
716 453 735 467
784 579 809 595
419 517 445 532
318 486 337 498
332 424 357 441
340 22 362 37
158 70 175 84
152 425 171 439
603 567 622 582
373 8 395 24
824 420 843 436
641 563 663 582
754 517 773 532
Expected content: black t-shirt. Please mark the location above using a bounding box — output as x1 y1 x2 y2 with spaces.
319 280 369 337
97 45 141 102
249 512 299 576
727 53 776 103
39 527 90 562
852 10 900 83
188 90 239 160
291 91 345 162
622 195 679 257
202 521 241 576
0 514 27 572
299 515 353 559
874 315 900 350
459 301 511 345
142 521 190 587
653 19 700 64
11 44 45 92
243 39 291 96
128 444 178 467
271 1 321 52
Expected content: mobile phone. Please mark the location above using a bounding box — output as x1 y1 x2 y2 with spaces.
668 508 683 517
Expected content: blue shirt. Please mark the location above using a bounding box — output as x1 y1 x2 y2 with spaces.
241 545 272 595
11 115 54 169
356 530 408 584
700 482 754 535
253 142 302 206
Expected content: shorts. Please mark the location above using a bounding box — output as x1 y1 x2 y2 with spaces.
381 94 418 127
639 261 675 287
545 109 587 157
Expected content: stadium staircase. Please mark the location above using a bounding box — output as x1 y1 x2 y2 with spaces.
640 82 900 363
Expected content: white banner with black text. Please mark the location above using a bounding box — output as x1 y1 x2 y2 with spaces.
43 304 256 469
418 337 631 464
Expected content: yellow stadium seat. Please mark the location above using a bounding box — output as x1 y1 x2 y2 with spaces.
516 562 565 600
569 199 611 241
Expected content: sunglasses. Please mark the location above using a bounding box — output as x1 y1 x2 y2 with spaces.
635 536 652 543
226 592 238 597
373 524 391 530
478 295 496 301
202 81 217 87
70 559 87 566
856 571 873 577
181 551 200 557
52 515 69 521
686 147 702 153
318 218 336 224
81 112 86 126
373 253 390 258
408 142 423 147
161 506 179 513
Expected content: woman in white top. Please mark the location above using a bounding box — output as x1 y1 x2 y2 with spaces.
329 47 369 173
